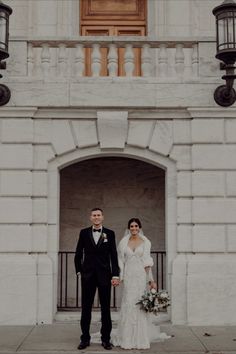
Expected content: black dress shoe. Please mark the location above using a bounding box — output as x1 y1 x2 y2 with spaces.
101 341 113 350
77 341 90 350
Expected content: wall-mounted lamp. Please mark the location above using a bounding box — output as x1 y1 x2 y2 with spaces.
0 0 12 106
213 0 236 107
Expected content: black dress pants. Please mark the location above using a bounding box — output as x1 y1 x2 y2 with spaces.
80 274 112 343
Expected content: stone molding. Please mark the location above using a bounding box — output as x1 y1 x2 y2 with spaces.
188 107 236 118
0 107 37 118
3 106 236 120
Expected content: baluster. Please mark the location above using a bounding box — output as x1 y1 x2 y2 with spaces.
184 48 192 78
124 44 135 77
41 44 50 78
192 43 198 77
58 44 67 78
108 44 118 77
158 44 168 77
91 43 101 77
175 43 184 77
141 44 151 77
27 43 34 77
75 44 84 77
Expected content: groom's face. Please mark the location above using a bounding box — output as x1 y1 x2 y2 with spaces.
90 210 104 227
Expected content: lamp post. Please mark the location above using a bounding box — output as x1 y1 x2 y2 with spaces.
0 0 12 106
213 0 236 107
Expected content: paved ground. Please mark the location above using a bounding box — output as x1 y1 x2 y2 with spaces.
1 314 236 354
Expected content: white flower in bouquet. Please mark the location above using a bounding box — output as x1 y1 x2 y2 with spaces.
159 291 168 299
156 290 171 310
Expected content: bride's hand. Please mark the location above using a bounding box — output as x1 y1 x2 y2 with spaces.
149 281 157 290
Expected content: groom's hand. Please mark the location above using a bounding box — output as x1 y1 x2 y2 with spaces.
111 277 120 287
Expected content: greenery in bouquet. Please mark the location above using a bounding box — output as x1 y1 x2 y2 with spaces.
136 288 170 315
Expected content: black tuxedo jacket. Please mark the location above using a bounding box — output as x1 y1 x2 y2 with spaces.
74 226 120 284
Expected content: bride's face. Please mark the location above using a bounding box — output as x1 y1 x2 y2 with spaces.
129 222 140 236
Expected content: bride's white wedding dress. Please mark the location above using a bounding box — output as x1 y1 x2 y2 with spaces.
91 235 170 349
113 242 170 349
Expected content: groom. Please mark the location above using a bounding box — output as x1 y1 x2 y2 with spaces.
74 208 120 350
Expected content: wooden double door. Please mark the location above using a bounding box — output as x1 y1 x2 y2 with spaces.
80 0 147 76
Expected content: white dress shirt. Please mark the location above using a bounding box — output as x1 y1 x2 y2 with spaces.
92 227 102 244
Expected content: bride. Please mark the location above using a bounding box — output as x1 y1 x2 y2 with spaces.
91 218 170 349
114 218 170 349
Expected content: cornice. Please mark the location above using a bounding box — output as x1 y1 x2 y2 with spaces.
34 107 191 120
2 107 233 120
188 107 236 118
0 107 38 118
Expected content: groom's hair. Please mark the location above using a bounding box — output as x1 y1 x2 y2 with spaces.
91 207 103 214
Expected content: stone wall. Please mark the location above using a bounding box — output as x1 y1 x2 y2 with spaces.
8 0 218 38
1 108 236 324
1 0 236 327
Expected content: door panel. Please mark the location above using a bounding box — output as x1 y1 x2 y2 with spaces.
81 0 146 24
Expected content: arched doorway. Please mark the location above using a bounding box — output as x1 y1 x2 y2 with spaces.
58 156 166 310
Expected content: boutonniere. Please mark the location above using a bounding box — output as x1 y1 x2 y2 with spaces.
102 233 108 242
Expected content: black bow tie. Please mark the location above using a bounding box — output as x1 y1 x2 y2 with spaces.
93 229 101 233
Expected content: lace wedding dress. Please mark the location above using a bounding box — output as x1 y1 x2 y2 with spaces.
91 236 170 349
113 242 170 349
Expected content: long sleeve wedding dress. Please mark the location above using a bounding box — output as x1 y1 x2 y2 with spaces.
91 233 170 349
113 234 170 349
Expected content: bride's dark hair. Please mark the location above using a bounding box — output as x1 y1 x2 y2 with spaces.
128 218 142 229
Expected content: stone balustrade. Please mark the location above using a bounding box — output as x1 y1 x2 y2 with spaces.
23 36 202 79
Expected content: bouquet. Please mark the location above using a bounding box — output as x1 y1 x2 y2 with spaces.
136 288 170 315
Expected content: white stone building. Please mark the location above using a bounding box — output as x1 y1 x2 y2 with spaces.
0 0 236 326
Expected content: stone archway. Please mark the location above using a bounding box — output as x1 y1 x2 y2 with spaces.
47 146 177 319
60 156 165 250
59 156 166 309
